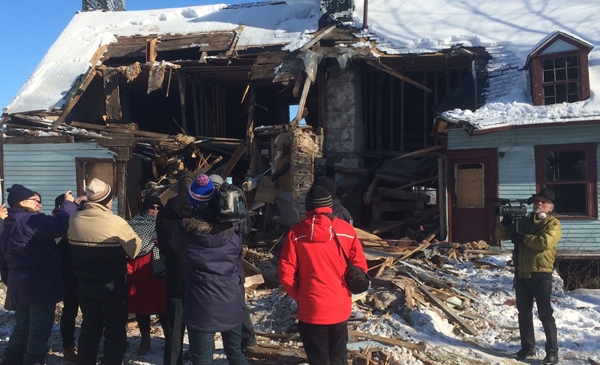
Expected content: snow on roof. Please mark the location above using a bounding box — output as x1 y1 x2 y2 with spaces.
6 0 600 132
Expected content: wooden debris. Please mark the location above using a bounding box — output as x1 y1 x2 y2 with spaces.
348 330 426 351
420 287 480 336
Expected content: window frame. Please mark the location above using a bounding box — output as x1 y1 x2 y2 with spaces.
75 158 117 197
534 143 597 220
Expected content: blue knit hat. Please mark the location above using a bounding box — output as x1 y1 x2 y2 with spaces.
6 184 36 207
188 174 216 207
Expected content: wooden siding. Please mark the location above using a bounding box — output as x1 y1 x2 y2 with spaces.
3 143 118 215
448 124 600 253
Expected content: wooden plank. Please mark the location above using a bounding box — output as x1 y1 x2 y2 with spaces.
377 188 431 202
392 145 444 160
103 68 122 121
290 76 312 128
366 60 432 93
420 286 480 336
372 201 424 212
300 25 337 51
178 71 187 132
340 162 381 205
219 142 247 179
348 330 426 351
363 177 380 205
69 121 171 139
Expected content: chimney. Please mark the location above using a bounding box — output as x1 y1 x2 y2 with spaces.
319 0 354 27
82 0 126 12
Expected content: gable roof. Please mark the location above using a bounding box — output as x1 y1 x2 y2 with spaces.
5 0 600 132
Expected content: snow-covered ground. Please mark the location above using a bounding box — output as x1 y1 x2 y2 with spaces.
1 253 599 364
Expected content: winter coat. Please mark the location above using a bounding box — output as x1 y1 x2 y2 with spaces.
495 213 561 278
170 214 244 333
68 202 141 279
278 207 368 325
0 201 77 306
332 199 353 225
155 194 193 294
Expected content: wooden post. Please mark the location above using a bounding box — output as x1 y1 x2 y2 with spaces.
116 159 128 218
178 72 187 132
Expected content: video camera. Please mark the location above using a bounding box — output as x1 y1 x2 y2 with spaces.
492 198 533 218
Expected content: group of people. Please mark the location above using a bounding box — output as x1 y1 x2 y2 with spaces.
0 173 256 365
0 167 562 365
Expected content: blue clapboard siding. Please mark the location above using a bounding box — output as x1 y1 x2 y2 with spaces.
448 124 600 254
3 143 118 215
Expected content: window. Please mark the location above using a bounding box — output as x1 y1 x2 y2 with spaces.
535 144 597 219
542 55 580 104
75 158 116 197
527 31 592 106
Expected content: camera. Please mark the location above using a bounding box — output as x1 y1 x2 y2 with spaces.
492 198 531 218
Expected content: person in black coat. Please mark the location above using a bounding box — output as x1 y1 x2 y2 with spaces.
313 175 353 225
156 175 194 365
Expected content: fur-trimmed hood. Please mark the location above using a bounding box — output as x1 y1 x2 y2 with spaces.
181 217 235 235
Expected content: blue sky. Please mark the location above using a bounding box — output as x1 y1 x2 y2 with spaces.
0 0 253 112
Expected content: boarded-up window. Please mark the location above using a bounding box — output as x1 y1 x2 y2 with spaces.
455 163 484 207
76 158 116 197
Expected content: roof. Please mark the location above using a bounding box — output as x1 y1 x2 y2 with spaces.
5 0 600 132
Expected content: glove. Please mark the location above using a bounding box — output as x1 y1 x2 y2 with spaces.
510 232 525 246
501 215 513 227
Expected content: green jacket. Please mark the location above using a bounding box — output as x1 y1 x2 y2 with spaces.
495 214 561 278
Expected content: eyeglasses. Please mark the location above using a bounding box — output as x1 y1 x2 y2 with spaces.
148 205 161 210
28 198 42 205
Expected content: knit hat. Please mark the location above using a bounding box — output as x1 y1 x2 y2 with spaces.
142 195 163 210
188 174 216 207
305 185 333 212
313 175 338 199
208 174 224 188
6 184 36 207
86 178 113 204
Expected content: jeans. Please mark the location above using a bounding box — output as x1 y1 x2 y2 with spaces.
298 320 348 365
6 303 56 356
240 285 256 348
188 325 249 365
77 275 128 365
515 276 558 354
163 292 185 365
60 267 79 349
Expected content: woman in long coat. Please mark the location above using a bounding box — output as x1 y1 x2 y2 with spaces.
0 184 77 365
127 195 167 355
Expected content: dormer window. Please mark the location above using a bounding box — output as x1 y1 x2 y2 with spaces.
527 31 593 106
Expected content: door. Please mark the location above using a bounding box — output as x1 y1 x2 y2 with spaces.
447 149 498 244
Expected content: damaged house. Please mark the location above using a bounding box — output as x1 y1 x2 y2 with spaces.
2 0 600 263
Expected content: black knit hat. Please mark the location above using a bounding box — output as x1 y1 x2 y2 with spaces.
142 195 163 210
305 185 333 212
6 184 36 207
313 175 337 199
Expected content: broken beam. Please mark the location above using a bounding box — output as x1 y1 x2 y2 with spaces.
366 60 432 93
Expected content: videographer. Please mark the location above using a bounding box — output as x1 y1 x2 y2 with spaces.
494 188 561 365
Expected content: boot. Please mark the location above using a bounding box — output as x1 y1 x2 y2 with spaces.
63 344 78 362
136 331 151 355
23 353 45 365
1 348 24 365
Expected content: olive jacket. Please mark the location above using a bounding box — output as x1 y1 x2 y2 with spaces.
495 214 562 278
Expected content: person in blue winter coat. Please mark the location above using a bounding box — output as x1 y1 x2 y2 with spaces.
170 174 249 365
0 184 77 365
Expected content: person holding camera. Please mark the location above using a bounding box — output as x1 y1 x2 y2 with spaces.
495 187 561 365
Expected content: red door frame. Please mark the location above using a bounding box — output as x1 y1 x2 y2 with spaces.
447 148 499 244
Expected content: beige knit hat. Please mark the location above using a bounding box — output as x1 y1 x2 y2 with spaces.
86 178 112 203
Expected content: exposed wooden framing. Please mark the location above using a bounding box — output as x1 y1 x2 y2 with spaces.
290 76 312 128
366 60 432 93
247 85 258 175
300 25 337 51
70 120 172 139
400 75 405 152
103 68 122 121
178 71 187 132
226 25 245 57
392 145 443 160
438 157 447 239
192 80 200 136
219 142 247 179
340 162 381 205
423 71 428 147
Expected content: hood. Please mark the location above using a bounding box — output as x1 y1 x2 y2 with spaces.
299 208 334 242
163 194 194 220
180 216 236 248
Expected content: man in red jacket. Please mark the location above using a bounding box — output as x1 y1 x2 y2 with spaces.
278 184 368 365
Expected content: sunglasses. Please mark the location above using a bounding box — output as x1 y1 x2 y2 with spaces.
148 205 162 210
